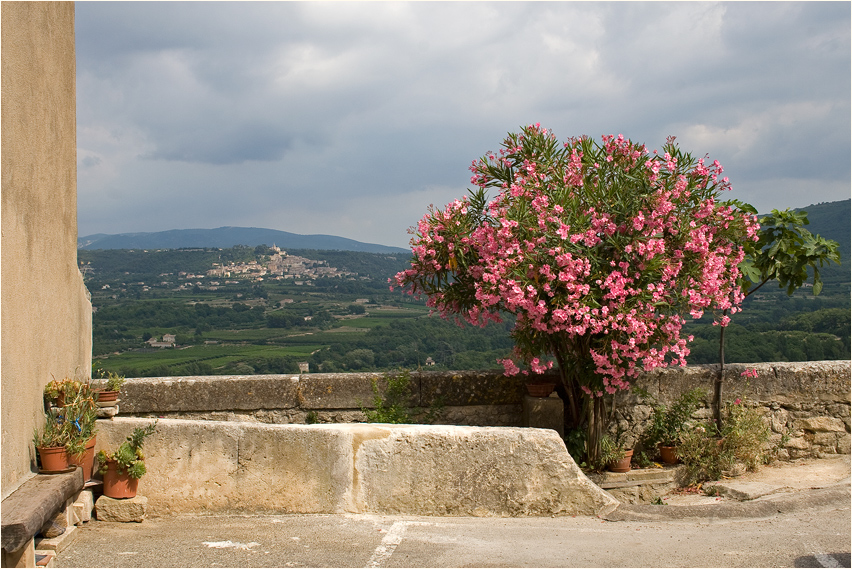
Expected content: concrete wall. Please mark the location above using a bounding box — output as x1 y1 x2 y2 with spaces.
113 362 851 459
95 418 618 518
1 2 92 497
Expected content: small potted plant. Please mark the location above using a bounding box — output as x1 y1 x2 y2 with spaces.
600 429 633 473
641 387 705 464
94 371 125 405
43 375 86 409
97 421 157 499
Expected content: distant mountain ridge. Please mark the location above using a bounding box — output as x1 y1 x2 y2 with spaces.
77 199 849 257
78 226 409 254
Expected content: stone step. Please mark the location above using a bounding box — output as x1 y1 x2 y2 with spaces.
703 481 793 501
587 466 678 489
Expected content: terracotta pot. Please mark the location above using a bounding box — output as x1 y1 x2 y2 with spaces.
96 390 119 404
101 460 140 499
37 446 70 472
659 445 679 464
607 448 634 473
67 437 96 481
525 382 556 398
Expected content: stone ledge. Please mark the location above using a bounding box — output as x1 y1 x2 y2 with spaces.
96 418 618 518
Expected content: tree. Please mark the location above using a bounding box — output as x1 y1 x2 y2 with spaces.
393 125 756 465
712 206 841 427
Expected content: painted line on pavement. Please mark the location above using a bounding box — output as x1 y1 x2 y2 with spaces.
366 521 433 568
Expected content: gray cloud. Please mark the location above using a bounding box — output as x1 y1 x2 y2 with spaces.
75 2 850 248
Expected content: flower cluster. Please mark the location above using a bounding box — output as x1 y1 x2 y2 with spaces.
393 125 758 397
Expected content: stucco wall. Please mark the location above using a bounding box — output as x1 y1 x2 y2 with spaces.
1 2 92 496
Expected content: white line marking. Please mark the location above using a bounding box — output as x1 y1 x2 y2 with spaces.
202 540 261 551
815 553 841 568
366 521 409 568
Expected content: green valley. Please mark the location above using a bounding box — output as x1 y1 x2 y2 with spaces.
81 200 850 377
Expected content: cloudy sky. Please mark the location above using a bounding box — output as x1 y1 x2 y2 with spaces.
75 1 850 249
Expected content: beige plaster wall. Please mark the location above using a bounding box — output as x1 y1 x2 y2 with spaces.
2 2 92 496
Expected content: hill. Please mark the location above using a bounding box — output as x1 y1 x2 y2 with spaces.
786 199 850 288
78 226 408 254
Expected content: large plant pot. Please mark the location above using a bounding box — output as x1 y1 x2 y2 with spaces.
607 449 634 473
37 446 71 473
67 437 97 481
659 445 679 465
525 382 556 398
101 460 139 499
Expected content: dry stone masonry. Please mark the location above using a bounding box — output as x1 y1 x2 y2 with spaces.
116 362 850 461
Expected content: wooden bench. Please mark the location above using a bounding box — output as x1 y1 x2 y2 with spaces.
1 468 84 567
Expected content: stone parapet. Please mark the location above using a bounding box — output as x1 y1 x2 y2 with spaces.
114 362 850 459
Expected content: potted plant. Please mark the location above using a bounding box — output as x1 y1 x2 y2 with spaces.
36 377 99 476
94 371 125 404
97 421 157 499
62 386 99 480
43 375 87 409
641 387 705 464
33 408 73 472
600 429 633 473
525 380 557 398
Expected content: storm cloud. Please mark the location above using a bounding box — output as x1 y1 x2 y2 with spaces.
75 2 851 248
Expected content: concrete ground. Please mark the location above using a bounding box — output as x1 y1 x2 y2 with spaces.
51 456 850 568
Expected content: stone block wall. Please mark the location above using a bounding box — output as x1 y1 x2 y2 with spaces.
111 361 850 460
611 361 851 460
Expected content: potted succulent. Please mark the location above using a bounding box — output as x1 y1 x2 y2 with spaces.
97 421 157 499
641 387 705 464
43 375 88 408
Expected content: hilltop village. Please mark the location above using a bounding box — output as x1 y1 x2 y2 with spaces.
204 245 353 284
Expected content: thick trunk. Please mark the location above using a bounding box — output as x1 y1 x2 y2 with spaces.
552 342 582 428
585 395 609 469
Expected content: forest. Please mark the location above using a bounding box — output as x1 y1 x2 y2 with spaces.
81 200 850 378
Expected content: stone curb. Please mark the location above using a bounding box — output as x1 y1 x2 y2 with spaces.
602 480 851 522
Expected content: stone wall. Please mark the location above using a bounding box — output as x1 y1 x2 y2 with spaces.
1 2 93 497
113 361 850 460
613 361 851 460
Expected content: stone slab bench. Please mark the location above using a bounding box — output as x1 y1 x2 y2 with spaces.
96 417 618 518
1 468 84 565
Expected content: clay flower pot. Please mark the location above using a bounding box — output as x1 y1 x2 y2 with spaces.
659 445 679 465
37 446 71 473
607 449 634 473
525 382 556 398
67 437 97 481
101 460 139 499
95 389 119 404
